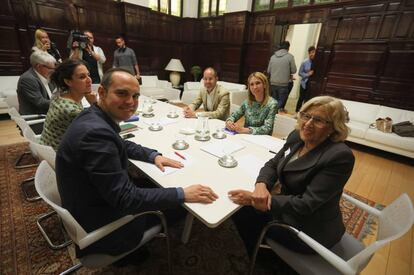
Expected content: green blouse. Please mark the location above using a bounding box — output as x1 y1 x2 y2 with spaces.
40 96 83 151
227 97 277 135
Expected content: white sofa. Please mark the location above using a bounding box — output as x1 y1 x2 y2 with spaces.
140 75 181 102
182 80 248 113
0 76 20 114
341 99 414 158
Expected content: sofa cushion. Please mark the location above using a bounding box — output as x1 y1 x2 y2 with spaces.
141 76 158 88
185 82 203 91
365 129 414 151
347 121 369 139
218 81 246 92
341 99 380 125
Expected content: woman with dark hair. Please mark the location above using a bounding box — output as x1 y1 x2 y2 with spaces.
40 59 95 150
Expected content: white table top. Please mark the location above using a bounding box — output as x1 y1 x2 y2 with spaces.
127 96 281 228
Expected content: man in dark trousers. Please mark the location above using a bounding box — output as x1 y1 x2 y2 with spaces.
56 68 218 265
296 46 316 112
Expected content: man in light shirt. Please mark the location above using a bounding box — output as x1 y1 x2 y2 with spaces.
17 50 56 115
183 67 230 120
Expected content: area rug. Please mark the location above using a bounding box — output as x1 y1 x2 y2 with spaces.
0 143 383 275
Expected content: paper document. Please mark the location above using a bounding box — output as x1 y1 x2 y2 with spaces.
238 154 267 179
200 140 245 158
243 135 285 152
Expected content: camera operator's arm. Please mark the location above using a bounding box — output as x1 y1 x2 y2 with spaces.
70 42 81 59
89 45 106 64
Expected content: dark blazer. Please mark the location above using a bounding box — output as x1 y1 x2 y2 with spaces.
56 104 181 257
16 67 51 114
256 130 355 248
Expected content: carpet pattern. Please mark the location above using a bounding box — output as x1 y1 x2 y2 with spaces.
0 143 383 275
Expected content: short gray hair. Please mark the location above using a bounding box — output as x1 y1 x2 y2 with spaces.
30 50 56 67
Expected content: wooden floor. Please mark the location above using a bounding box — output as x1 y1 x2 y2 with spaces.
0 117 413 274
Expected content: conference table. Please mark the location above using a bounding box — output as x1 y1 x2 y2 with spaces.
124 96 285 242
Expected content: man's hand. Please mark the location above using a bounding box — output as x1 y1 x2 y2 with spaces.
184 184 218 203
183 106 196 118
228 189 253 206
308 70 314 77
251 182 271 211
154 155 183 172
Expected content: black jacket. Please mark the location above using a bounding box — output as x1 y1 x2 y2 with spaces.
256 130 355 248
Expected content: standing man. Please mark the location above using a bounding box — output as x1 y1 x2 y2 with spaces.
113 36 140 79
17 50 56 115
267 41 297 113
183 67 230 120
70 30 106 84
56 68 217 261
296 46 316 112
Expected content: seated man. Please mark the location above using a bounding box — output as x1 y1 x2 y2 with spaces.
17 50 56 115
56 68 218 260
183 67 230 120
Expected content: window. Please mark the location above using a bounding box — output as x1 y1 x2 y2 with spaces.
199 0 227 17
252 0 337 11
149 0 182 17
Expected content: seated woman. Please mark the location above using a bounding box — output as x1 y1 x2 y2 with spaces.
32 28 62 63
40 59 95 150
225 72 277 135
228 96 355 257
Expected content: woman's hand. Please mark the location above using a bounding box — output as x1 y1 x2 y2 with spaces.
226 121 236 131
154 155 184 172
251 182 271 211
228 189 253 205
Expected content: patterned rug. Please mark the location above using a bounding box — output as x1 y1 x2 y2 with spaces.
0 143 383 275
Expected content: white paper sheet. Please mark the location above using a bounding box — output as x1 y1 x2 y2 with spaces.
199 140 245 158
242 135 285 152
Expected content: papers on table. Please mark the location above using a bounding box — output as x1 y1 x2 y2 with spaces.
242 135 285 153
200 140 245 158
238 154 267 179
149 151 194 176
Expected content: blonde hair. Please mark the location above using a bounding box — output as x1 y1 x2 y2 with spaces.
299 96 350 142
33 29 48 50
247 72 270 106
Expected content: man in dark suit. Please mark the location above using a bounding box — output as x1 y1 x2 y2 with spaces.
17 50 56 115
56 68 218 264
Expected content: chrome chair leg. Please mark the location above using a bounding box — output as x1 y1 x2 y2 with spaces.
37 211 73 250
14 151 39 169
21 177 41 201
59 263 82 275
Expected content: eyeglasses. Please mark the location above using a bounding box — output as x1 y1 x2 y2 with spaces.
42 64 55 70
299 112 331 127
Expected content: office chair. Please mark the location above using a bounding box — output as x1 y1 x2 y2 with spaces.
249 192 414 275
34 161 172 274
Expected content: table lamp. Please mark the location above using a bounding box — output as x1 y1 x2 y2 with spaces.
165 58 185 87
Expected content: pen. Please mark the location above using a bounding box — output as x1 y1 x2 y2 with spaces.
269 150 277 154
174 151 186 160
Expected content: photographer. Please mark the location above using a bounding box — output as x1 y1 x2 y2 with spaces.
32 29 62 63
70 30 106 84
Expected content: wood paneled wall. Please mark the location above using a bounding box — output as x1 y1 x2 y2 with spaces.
1 0 413 110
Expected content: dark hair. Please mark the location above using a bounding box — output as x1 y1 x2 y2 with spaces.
51 59 88 92
115 35 124 41
308 46 316 53
280 41 290 50
101 67 134 90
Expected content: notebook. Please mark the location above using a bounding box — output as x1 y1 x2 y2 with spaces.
120 123 138 134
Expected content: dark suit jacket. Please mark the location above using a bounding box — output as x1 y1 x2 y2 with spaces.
56 104 181 257
17 67 51 114
256 130 355 248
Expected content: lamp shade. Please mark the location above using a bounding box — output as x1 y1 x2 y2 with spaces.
165 59 185 72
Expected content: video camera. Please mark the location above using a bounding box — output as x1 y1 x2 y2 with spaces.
67 30 88 49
